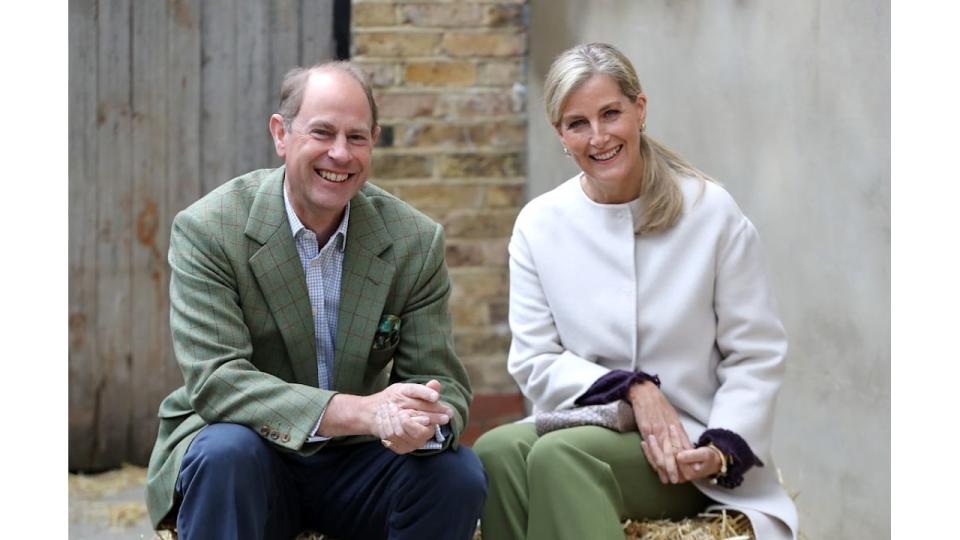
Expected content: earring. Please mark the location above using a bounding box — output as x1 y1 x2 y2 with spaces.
640 122 646 133
562 146 571 156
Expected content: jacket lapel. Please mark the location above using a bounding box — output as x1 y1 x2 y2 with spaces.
246 167 319 387
333 188 395 394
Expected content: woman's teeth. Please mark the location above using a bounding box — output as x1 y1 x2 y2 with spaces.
591 145 622 161
317 170 349 182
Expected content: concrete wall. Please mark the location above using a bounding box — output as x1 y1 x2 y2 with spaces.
526 1 890 538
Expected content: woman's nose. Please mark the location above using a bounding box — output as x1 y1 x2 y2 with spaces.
589 125 610 147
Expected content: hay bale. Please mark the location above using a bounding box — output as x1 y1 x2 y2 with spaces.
622 510 754 540
467 510 754 540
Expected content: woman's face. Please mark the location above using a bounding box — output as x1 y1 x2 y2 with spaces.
556 74 647 203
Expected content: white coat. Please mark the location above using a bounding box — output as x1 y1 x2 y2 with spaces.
507 174 798 540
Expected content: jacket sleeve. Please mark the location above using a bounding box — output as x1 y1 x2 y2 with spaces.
506 223 610 414
388 225 472 452
168 210 333 452
708 215 788 462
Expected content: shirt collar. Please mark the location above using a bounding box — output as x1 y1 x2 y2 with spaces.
283 179 350 253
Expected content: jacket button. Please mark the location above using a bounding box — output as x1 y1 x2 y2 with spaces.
270 430 279 440
260 425 270 436
281 433 290 443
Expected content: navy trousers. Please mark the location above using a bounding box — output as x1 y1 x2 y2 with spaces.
174 423 487 540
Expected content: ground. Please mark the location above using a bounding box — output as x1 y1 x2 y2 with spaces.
68 465 756 539
68 465 159 540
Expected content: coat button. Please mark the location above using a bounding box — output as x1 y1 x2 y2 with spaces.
270 430 279 440
281 433 290 443
260 425 270 436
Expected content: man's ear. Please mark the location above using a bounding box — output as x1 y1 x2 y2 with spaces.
269 114 287 157
371 124 382 146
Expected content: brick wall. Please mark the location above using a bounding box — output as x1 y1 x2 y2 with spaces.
351 0 528 441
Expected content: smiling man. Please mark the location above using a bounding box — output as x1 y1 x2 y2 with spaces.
144 62 486 540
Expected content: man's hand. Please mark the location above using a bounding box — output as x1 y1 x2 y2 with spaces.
629 382 693 484
374 380 449 454
317 379 452 445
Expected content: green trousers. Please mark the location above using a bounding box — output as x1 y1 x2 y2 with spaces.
473 423 712 540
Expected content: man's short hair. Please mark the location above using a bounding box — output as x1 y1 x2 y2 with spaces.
278 61 379 132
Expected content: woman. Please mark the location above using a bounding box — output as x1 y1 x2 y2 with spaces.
473 43 798 540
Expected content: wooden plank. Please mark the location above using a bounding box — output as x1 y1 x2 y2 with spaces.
267 0 301 167
94 0 134 470
235 0 271 174
68 0 100 471
161 0 203 453
200 0 237 193
129 0 169 465
166 0 203 215
300 0 336 66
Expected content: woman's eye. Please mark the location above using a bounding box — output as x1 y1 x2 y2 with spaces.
567 119 586 129
604 109 621 118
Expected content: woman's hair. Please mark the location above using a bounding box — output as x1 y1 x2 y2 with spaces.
544 42 712 235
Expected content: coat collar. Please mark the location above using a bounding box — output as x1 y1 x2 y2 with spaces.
244 166 395 390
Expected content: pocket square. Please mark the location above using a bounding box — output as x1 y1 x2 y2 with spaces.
372 314 401 351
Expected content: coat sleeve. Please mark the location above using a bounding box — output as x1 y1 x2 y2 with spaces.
506 223 610 414
388 225 472 451
708 215 788 461
168 210 333 452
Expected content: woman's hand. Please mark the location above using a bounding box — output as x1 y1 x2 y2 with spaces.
675 446 722 481
629 381 693 484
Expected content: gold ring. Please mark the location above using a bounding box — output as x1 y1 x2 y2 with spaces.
380 439 393 448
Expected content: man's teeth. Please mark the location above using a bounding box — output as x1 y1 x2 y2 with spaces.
318 170 349 182
592 146 621 161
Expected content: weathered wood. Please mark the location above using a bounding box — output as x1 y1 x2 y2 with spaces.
301 0 336 66
200 0 237 194
69 0 338 470
236 0 272 174
164 0 202 420
129 0 169 465
166 0 203 216
268 0 301 167
68 0 100 471
94 0 134 470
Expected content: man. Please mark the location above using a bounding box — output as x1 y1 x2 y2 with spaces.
145 61 486 540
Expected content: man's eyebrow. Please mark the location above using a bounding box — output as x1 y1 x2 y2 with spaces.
303 120 335 130
302 119 372 134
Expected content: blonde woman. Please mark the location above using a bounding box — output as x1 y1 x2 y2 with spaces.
473 43 798 540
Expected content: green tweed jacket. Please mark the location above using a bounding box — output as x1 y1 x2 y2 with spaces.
145 166 471 528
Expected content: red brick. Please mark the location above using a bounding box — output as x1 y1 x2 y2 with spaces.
404 61 477 87
377 92 438 119
441 31 526 57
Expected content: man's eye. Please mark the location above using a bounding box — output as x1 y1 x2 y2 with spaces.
311 129 331 138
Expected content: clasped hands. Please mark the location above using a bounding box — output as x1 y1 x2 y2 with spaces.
627 381 721 484
319 379 453 454
370 379 452 454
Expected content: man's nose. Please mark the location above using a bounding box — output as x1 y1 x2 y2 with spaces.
327 134 350 162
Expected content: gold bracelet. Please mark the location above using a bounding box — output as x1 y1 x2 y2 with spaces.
705 443 728 483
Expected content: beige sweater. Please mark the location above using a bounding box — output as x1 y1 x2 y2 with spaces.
507 174 798 540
